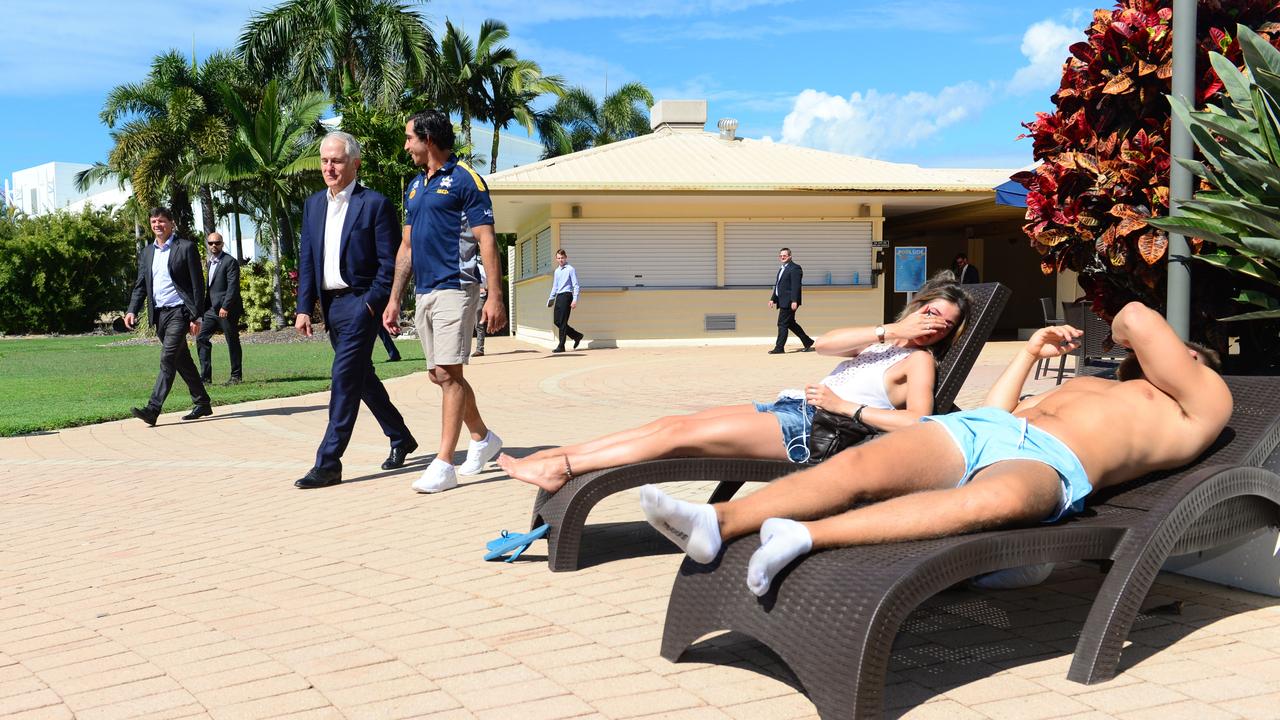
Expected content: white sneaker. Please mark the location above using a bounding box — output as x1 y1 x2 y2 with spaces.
458 431 503 475
412 459 458 493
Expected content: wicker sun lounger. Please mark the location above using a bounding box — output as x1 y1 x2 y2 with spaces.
659 375 1280 719
528 282 1012 572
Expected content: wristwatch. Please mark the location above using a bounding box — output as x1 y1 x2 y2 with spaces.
874 325 886 342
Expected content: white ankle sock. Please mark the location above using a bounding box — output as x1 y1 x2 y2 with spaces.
746 518 812 597
639 485 721 564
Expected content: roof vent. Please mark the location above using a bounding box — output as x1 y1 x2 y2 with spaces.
717 118 738 141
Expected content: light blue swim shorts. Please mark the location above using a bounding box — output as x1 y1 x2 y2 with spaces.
754 396 815 464
922 406 1092 522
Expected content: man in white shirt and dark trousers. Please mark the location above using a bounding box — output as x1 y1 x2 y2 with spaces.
473 261 488 356
769 247 814 354
124 207 211 426
548 248 584 353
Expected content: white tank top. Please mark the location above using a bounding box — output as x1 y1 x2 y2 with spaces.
819 343 918 409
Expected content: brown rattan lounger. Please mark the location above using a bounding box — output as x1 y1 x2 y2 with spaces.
526 283 1012 572
659 375 1280 719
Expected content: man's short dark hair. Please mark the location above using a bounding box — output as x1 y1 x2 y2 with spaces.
409 110 455 152
555 248 567 257
955 252 969 262
149 206 174 221
779 247 791 254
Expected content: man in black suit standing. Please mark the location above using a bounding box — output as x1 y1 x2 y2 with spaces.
196 232 244 385
293 131 416 489
768 247 814 354
125 207 212 425
954 252 980 284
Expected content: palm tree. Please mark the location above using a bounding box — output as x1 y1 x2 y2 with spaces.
485 57 565 173
427 19 515 151
238 0 433 109
540 82 654 158
98 50 241 236
96 50 247 237
195 80 327 328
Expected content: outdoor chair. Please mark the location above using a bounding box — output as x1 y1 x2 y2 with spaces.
1058 302 1126 383
659 375 1280 720
528 282 1012 571
1033 297 1065 380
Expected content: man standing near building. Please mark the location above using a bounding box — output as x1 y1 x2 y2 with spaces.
293 131 417 489
125 207 211 425
954 252 980 284
385 110 506 493
768 247 814 354
196 232 243 385
473 260 489 357
548 248 583 353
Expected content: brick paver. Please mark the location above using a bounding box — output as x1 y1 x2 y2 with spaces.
1 337 1278 719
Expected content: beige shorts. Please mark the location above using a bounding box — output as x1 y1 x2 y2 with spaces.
414 285 481 368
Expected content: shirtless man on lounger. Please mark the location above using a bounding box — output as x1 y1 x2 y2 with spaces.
641 301 1232 596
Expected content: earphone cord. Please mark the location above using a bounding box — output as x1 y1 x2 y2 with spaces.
786 397 812 463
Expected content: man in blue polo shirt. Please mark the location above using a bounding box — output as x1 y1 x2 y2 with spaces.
384 110 507 493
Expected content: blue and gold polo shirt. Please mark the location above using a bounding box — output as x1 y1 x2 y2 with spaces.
403 155 495 293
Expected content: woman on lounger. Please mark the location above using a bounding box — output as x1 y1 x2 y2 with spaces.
497 275 971 492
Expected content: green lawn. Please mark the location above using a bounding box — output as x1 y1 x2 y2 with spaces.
0 335 425 436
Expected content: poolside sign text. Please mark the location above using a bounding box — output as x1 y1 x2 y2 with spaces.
893 246 927 293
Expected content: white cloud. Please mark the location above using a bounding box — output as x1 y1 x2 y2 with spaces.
778 83 991 158
430 0 798 26
1007 19 1079 95
0 1 254 95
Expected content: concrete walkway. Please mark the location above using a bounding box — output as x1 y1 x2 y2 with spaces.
1 338 1277 719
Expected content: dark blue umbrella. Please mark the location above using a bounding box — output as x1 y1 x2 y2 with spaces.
994 179 1027 207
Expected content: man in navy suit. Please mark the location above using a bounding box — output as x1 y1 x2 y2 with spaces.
125 206 212 425
768 247 814 354
293 131 416 489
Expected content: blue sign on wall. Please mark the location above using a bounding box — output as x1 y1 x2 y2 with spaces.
893 246 927 293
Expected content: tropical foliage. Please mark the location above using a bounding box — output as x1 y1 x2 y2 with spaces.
539 83 655 157
195 80 327 328
238 0 433 108
0 208 136 334
96 50 248 236
486 58 565 173
424 19 515 151
1013 0 1280 326
1147 24 1280 362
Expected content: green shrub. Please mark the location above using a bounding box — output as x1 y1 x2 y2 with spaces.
240 260 297 331
0 207 136 334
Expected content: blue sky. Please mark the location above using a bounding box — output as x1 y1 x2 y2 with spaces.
0 0 1090 187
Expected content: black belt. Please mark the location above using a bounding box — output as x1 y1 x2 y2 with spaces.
323 288 354 298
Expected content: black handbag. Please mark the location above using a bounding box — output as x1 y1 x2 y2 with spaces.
806 407 879 465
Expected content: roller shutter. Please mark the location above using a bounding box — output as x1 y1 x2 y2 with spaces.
559 222 716 287
724 222 873 287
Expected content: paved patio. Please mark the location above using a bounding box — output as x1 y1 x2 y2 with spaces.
1 338 1278 719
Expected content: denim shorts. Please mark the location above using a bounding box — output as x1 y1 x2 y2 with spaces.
754 396 816 463
922 407 1092 523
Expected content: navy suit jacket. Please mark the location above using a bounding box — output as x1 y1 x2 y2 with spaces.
297 183 399 318
770 261 804 307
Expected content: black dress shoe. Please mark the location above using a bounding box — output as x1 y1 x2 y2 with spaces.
572 333 583 350
224 377 242 386
381 438 418 470
802 343 816 352
767 348 785 355
131 406 158 426
295 467 342 489
182 405 213 421
552 347 566 353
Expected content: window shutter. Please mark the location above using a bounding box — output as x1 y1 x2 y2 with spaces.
724 222 873 286
559 223 716 287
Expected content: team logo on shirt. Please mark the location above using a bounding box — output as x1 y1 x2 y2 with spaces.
408 178 420 200
441 176 453 189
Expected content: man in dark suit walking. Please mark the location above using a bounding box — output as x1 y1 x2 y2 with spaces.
294 131 416 489
768 247 814 354
196 232 244 385
125 207 212 425
954 252 980 284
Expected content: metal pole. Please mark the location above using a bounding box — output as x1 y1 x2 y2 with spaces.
1166 0 1196 339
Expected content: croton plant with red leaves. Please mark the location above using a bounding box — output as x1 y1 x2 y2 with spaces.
1015 0 1280 321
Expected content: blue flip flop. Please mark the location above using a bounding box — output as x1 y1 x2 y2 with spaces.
483 524 549 562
